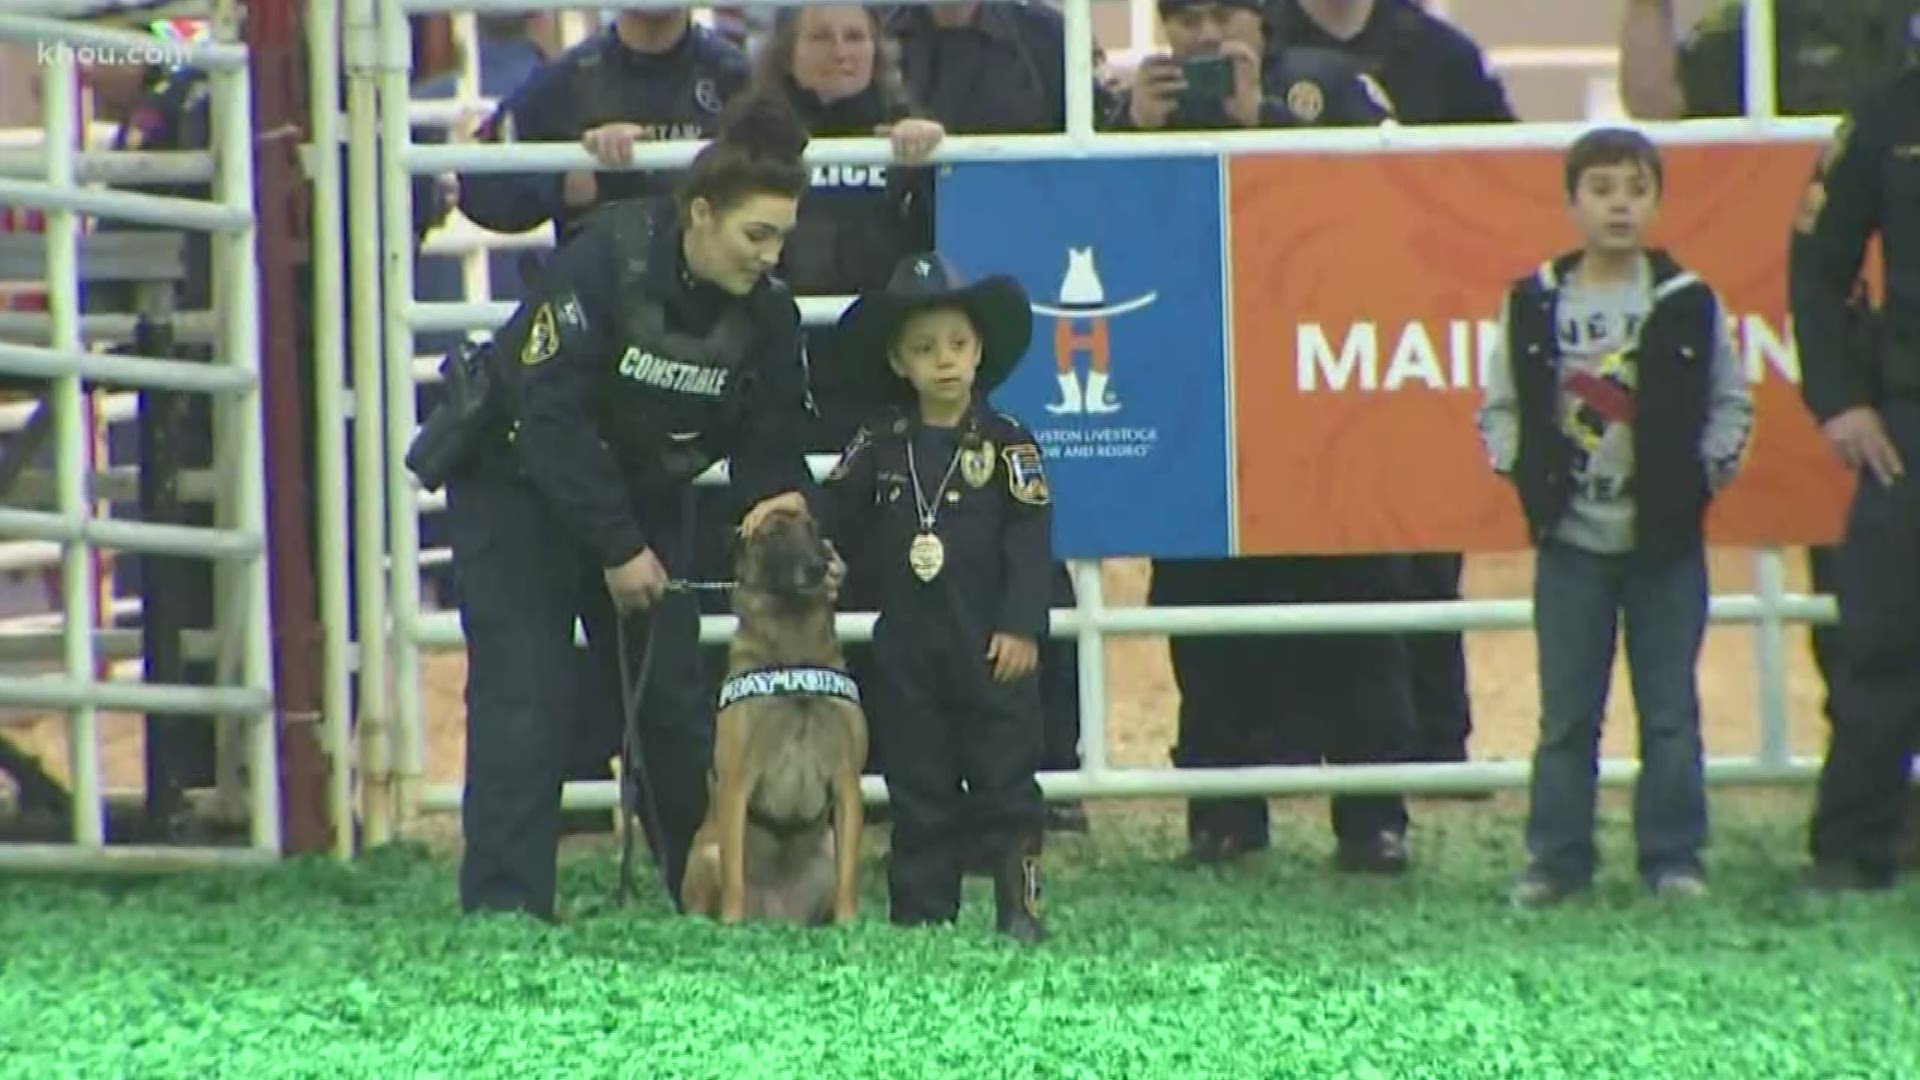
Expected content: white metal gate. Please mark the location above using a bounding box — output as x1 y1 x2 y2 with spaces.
335 0 1841 850
0 11 279 869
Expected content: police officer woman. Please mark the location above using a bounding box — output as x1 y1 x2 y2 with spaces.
416 90 824 923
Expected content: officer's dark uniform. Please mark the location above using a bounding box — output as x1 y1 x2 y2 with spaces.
1108 24 1412 869
1671 0 1918 719
816 257 1051 940
1263 0 1511 770
889 1 1067 134
1790 67 1920 890
459 22 749 244
889 1 1092 826
1264 0 1513 125
1674 0 1915 118
425 197 814 920
457 20 749 806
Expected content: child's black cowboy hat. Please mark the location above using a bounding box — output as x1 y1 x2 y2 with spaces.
833 253 1034 399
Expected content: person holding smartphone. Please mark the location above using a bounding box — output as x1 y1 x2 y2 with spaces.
1107 0 1391 131
1105 0 1415 878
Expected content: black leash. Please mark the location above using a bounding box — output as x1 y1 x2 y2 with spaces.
612 571 737 907
613 609 669 907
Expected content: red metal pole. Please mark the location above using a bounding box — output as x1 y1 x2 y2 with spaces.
245 0 331 855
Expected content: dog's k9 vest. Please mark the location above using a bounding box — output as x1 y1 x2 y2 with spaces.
717 666 862 711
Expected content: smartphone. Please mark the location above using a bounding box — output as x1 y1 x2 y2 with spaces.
1179 54 1234 103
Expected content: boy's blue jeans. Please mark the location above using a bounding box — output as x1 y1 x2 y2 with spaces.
1526 539 1710 886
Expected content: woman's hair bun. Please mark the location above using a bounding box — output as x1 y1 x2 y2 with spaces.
716 86 811 163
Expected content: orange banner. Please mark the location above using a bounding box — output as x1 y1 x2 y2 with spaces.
1227 142 1855 555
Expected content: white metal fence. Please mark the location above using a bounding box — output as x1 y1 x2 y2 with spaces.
0 10 279 870
326 0 1842 858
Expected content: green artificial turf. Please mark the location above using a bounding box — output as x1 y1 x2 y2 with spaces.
2 794 1917 1079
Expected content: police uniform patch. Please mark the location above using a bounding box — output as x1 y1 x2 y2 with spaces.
1286 79 1326 123
1003 444 1049 506
1795 118 1853 235
695 78 722 114
961 439 995 488
827 426 870 482
521 303 559 366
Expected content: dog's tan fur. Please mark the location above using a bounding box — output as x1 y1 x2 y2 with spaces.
680 507 868 926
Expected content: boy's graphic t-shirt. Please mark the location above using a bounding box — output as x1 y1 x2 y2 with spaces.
1552 267 1653 553
1474 254 1753 556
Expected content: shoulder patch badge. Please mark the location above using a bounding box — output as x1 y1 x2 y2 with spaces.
1286 80 1326 123
827 426 871 483
1795 118 1853 235
961 438 995 488
521 303 560 367
1002 443 1049 506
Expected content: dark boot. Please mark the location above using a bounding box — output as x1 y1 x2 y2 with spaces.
994 845 1049 945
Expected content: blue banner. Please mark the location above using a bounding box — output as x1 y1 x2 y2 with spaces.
935 158 1231 559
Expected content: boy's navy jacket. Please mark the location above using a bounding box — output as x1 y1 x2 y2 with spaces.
1490 249 1743 555
817 400 1053 646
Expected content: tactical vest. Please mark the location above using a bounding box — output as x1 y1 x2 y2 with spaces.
594 204 758 490
1507 250 1719 554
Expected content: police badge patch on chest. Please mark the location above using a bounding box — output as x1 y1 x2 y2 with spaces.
1002 444 1050 506
961 439 995 488
521 303 560 366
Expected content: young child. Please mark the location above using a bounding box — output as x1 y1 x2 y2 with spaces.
1477 127 1755 907
817 252 1054 944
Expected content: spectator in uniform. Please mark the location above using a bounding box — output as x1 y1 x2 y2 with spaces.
1116 0 1413 874
891 0 1098 833
417 90 823 922
458 7 750 246
1622 0 1920 867
414 12 550 321
1620 0 1915 121
1262 0 1511 774
1790 61 1920 892
733 4 945 813
889 0 1067 134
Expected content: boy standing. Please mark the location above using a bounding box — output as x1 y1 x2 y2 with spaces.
818 253 1054 943
1477 128 1754 906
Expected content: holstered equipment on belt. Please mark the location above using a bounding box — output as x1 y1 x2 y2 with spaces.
404 339 501 492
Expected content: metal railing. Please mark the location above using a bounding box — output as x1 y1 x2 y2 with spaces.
0 10 279 869
329 0 1843 835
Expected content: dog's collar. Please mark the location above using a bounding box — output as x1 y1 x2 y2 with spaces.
717 666 861 710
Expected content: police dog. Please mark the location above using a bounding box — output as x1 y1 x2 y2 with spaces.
681 502 867 926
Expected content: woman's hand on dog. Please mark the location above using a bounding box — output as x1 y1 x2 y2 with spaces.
605 547 670 612
822 540 846 602
741 490 810 536
986 633 1038 682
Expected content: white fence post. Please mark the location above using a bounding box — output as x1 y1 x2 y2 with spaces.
308 0 357 860
0 10 279 870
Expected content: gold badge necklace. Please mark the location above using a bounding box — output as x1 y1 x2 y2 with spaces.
905 432 965 583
